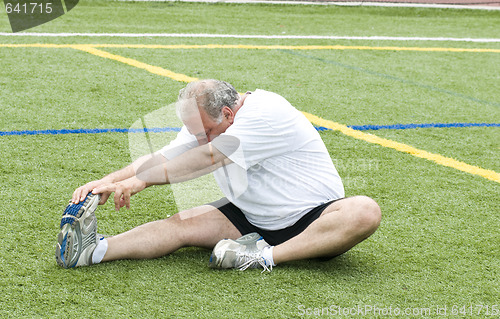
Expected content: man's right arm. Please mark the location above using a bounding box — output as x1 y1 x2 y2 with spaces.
71 154 154 204
71 126 198 205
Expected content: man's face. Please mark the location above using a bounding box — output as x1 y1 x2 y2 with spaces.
183 106 233 144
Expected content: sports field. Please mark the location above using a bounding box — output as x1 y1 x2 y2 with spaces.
0 0 499 317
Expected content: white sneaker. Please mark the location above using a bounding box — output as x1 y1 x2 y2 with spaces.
56 193 101 268
209 233 273 272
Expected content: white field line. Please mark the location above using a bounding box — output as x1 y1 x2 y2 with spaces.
117 0 500 11
1 32 500 43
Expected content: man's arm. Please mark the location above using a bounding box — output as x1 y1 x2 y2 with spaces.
92 141 233 211
141 143 231 184
71 134 202 205
71 153 157 204
137 134 239 185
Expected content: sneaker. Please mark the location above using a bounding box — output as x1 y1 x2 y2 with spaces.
56 192 101 268
209 232 273 272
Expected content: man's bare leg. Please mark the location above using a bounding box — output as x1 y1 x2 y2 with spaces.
102 205 241 262
273 196 381 264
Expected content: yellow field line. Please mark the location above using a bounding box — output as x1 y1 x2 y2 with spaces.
90 44 500 53
70 45 198 83
0 43 75 48
1 43 500 53
303 112 500 183
4 42 498 183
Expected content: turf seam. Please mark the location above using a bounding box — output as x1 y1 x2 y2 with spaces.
280 49 500 108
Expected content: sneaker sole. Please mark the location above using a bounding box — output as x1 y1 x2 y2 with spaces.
55 193 100 268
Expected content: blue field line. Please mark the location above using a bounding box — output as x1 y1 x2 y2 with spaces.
348 122 500 130
0 122 498 137
0 127 181 136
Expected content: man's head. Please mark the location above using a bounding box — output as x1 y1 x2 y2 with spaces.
177 80 240 144
178 79 239 123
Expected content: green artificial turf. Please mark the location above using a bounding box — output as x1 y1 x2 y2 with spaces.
0 1 499 318
1 0 500 38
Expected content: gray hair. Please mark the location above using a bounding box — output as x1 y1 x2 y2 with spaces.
177 79 239 123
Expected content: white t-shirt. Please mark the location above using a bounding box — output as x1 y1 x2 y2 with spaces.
160 89 344 230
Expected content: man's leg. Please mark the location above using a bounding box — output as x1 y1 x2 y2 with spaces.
102 205 242 262
272 196 381 264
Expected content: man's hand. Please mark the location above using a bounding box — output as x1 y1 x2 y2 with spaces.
92 177 148 211
72 179 112 205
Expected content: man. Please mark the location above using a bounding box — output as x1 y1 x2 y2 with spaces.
56 79 381 271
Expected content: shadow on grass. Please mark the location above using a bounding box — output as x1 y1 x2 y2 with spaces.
277 250 381 279
59 247 378 280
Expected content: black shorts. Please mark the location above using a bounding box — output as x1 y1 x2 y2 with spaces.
208 198 344 246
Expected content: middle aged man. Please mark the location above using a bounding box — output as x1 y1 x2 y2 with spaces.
56 79 381 272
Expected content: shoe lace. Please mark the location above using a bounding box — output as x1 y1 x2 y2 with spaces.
237 253 273 273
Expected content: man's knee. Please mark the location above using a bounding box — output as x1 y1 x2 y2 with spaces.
350 196 381 236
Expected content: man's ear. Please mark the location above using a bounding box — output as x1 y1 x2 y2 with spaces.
222 106 234 121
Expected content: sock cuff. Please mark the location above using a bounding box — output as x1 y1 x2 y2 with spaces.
91 237 108 264
262 246 276 267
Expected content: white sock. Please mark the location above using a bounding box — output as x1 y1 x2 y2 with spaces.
262 246 276 266
91 237 108 264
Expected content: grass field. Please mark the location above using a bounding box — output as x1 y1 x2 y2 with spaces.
0 1 499 318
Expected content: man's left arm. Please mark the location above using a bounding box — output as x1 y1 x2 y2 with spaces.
143 142 231 185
